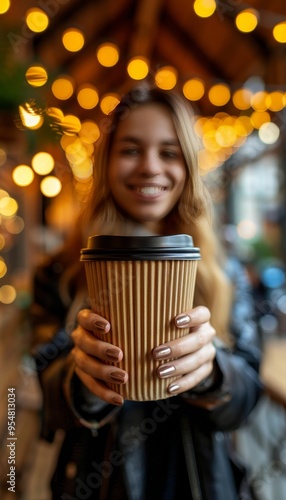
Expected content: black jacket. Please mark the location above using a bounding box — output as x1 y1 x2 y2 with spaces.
31 256 263 500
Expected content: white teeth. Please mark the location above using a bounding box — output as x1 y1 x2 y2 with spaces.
134 186 164 194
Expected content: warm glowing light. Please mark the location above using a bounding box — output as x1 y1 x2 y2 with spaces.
77 85 99 109
251 111 270 129
198 149 220 172
52 77 74 100
79 121 100 144
208 83 231 106
194 0 216 18
61 115 81 135
216 125 237 148
0 148 7 167
235 116 253 136
0 197 18 216
258 122 280 144
0 258 7 278
237 220 257 239
127 57 149 80
273 22 286 43
0 0 10 15
251 91 268 111
266 91 285 111
0 285 16 304
96 43 119 67
183 79 205 101
19 106 43 130
40 176 62 197
100 94 120 115
25 65 48 87
12 165 34 186
232 88 252 110
71 158 93 180
25 8 49 33
235 9 258 33
62 28 85 52
155 66 177 90
32 152 54 175
5 216 25 235
0 235 5 250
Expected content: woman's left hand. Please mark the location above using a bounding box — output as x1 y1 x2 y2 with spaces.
152 306 216 396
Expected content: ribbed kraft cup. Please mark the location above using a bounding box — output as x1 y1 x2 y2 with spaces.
81 235 200 401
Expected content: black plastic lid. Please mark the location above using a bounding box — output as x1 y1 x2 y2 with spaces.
80 234 201 261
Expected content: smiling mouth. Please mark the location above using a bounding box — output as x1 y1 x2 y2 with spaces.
131 186 166 194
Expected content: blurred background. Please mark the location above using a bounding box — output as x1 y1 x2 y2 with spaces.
1 1 286 499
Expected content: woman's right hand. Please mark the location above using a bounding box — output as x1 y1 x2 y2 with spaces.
71 309 128 406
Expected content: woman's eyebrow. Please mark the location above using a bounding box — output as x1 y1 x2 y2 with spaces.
116 136 180 146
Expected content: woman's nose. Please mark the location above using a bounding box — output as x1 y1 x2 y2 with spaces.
137 150 161 175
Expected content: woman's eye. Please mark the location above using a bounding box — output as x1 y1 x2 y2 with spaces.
120 148 140 156
161 150 178 159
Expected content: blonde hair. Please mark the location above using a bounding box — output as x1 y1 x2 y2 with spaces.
81 85 232 342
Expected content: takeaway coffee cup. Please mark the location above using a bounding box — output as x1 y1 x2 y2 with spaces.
80 234 201 401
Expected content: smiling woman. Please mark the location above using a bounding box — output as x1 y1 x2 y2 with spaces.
30 84 262 500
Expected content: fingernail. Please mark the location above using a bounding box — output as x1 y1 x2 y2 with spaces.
158 365 176 378
110 371 126 383
153 346 172 360
94 320 109 332
168 383 180 394
175 314 191 327
105 348 120 361
112 396 124 406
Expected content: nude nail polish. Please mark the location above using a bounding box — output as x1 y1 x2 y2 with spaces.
168 384 180 394
110 371 126 383
105 348 120 361
175 314 191 327
153 346 171 359
158 365 176 378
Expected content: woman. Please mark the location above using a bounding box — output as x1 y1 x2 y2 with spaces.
31 85 262 499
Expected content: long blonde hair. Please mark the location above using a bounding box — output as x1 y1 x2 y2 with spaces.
80 85 232 342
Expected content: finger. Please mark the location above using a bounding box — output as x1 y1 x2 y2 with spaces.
75 367 124 406
153 322 216 360
157 342 216 379
175 306 211 329
77 308 110 334
72 326 123 363
167 362 214 396
72 347 128 385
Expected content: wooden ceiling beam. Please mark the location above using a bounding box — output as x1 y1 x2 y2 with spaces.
128 0 165 59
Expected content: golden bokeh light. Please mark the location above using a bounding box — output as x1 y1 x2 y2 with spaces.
155 66 177 90
0 197 18 217
251 91 268 111
77 85 99 109
235 115 254 136
25 8 49 33
32 152 54 175
19 106 44 130
127 57 149 80
251 110 271 129
235 9 258 33
96 43 119 67
0 234 5 251
79 121 100 144
266 91 285 111
183 78 205 101
62 28 85 52
52 77 74 100
100 94 120 115
237 220 257 239
61 115 81 135
0 147 7 167
0 258 7 279
5 216 25 235
193 0 216 18
0 0 10 14
40 176 62 197
232 88 252 110
12 165 34 187
273 22 286 43
208 83 231 106
26 65 48 87
0 285 17 305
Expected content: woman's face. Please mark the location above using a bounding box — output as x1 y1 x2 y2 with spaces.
108 103 186 232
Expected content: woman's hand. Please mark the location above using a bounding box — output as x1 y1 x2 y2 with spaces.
153 306 216 396
71 309 128 406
